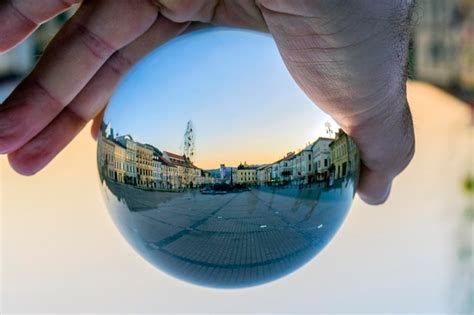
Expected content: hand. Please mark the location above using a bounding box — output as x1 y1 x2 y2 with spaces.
0 0 415 205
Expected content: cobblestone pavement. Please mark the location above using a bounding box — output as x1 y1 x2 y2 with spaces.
103 178 355 287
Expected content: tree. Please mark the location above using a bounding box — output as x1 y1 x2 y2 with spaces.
325 121 334 138
182 120 195 162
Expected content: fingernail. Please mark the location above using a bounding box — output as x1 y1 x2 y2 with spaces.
369 182 392 205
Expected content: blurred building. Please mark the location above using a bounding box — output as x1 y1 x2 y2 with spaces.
413 0 474 95
219 164 226 180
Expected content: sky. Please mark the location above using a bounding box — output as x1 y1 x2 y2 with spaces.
105 27 337 170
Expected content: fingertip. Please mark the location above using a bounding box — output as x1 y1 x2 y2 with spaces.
90 115 103 141
90 106 106 141
358 181 392 205
91 125 99 141
357 166 393 205
7 151 41 176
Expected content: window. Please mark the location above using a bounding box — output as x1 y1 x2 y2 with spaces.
324 159 328 167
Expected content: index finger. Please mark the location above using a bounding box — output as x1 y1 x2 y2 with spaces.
0 0 80 52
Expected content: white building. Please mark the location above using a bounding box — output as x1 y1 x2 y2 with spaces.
234 163 258 185
271 162 280 183
312 137 333 181
279 153 296 183
293 145 313 184
151 152 162 189
256 165 272 185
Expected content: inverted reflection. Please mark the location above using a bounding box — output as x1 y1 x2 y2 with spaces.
97 27 360 288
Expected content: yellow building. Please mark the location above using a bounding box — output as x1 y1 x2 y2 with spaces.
114 142 127 184
329 129 358 180
136 143 154 189
116 135 137 186
235 163 258 185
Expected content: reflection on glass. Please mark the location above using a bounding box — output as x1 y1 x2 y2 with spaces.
97 27 360 288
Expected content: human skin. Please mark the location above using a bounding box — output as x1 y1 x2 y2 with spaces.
0 0 415 205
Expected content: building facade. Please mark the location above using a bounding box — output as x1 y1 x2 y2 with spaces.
256 165 272 185
116 135 137 186
279 153 296 183
294 146 313 185
114 142 127 184
312 137 332 181
98 136 116 181
136 143 154 189
329 129 358 180
235 163 258 185
163 151 201 189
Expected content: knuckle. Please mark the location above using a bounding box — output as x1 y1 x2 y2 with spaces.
106 50 133 77
8 1 37 27
74 22 117 60
63 106 88 125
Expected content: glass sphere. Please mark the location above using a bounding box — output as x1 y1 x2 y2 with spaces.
97 27 360 288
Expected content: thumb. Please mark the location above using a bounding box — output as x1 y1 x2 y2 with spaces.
357 165 393 205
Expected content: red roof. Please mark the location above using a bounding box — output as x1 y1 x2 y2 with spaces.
163 151 199 169
164 151 186 161
158 156 175 167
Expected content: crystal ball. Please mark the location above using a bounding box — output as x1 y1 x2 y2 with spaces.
97 27 360 288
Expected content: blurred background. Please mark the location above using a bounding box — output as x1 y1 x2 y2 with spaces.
1 0 473 313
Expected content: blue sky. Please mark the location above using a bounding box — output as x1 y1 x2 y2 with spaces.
105 27 336 169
